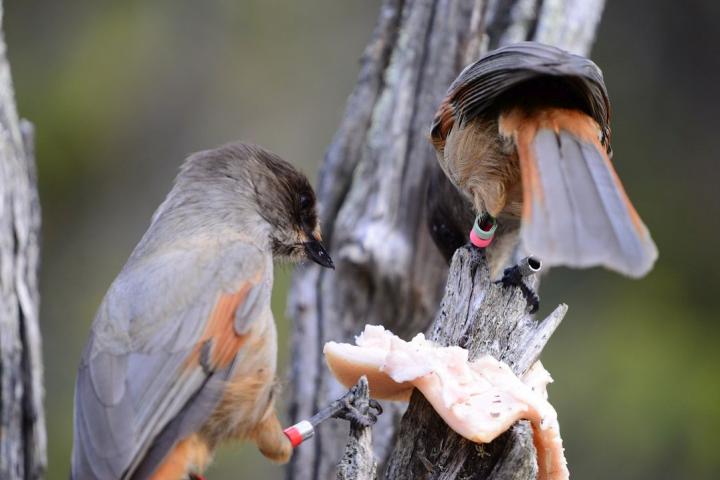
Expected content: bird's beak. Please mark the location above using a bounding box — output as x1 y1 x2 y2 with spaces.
304 234 334 269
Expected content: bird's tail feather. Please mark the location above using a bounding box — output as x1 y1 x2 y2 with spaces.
505 109 657 278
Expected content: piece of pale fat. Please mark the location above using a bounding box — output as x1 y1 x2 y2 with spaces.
323 324 569 480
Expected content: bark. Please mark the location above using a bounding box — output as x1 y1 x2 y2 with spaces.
335 377 378 480
287 1 604 479
383 248 566 478
0 2 46 478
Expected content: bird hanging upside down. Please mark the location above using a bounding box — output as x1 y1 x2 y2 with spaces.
428 42 658 288
71 143 336 479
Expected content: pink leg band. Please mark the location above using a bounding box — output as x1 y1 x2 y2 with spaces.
469 228 493 248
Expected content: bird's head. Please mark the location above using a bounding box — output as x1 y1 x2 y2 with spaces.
169 142 334 269
248 148 334 269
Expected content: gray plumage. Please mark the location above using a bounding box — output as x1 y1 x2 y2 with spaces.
524 129 657 277
432 41 611 148
72 142 332 479
428 41 657 279
73 230 270 479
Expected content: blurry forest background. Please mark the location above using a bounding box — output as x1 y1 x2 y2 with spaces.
4 0 719 479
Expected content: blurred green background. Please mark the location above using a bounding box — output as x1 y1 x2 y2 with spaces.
4 0 718 479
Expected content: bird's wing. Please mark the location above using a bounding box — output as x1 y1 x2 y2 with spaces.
431 41 610 150
72 241 270 480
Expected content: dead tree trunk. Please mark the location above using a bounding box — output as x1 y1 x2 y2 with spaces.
335 377 378 480
383 249 566 478
0 2 46 479
287 1 605 479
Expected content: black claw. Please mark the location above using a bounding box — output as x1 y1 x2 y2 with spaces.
332 394 381 428
498 265 523 287
325 383 384 429
523 286 540 314
496 265 540 313
308 379 384 431
334 408 364 427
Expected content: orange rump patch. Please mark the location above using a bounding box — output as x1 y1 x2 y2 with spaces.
186 282 256 372
499 109 542 221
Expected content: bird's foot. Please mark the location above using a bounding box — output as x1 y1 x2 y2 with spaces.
331 388 383 429
497 263 540 314
302 377 383 434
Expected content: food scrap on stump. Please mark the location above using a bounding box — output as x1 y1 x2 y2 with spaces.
324 325 569 480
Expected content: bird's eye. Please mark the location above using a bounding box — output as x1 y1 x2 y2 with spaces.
299 194 312 210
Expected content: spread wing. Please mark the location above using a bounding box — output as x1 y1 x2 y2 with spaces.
431 41 611 152
71 242 270 479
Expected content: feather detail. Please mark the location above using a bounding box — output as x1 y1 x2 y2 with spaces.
500 107 657 277
437 41 611 144
149 434 210 480
431 97 456 150
184 281 258 372
72 243 273 480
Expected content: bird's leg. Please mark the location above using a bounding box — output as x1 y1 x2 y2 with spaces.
310 380 382 429
469 213 497 249
330 379 383 429
496 256 542 314
284 377 383 447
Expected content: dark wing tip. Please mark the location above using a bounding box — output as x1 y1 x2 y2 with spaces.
442 41 611 134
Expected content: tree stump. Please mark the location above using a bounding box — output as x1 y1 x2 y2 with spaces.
287 1 605 478
0 2 45 478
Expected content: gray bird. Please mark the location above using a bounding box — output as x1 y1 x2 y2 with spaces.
72 142 334 480
429 42 657 280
